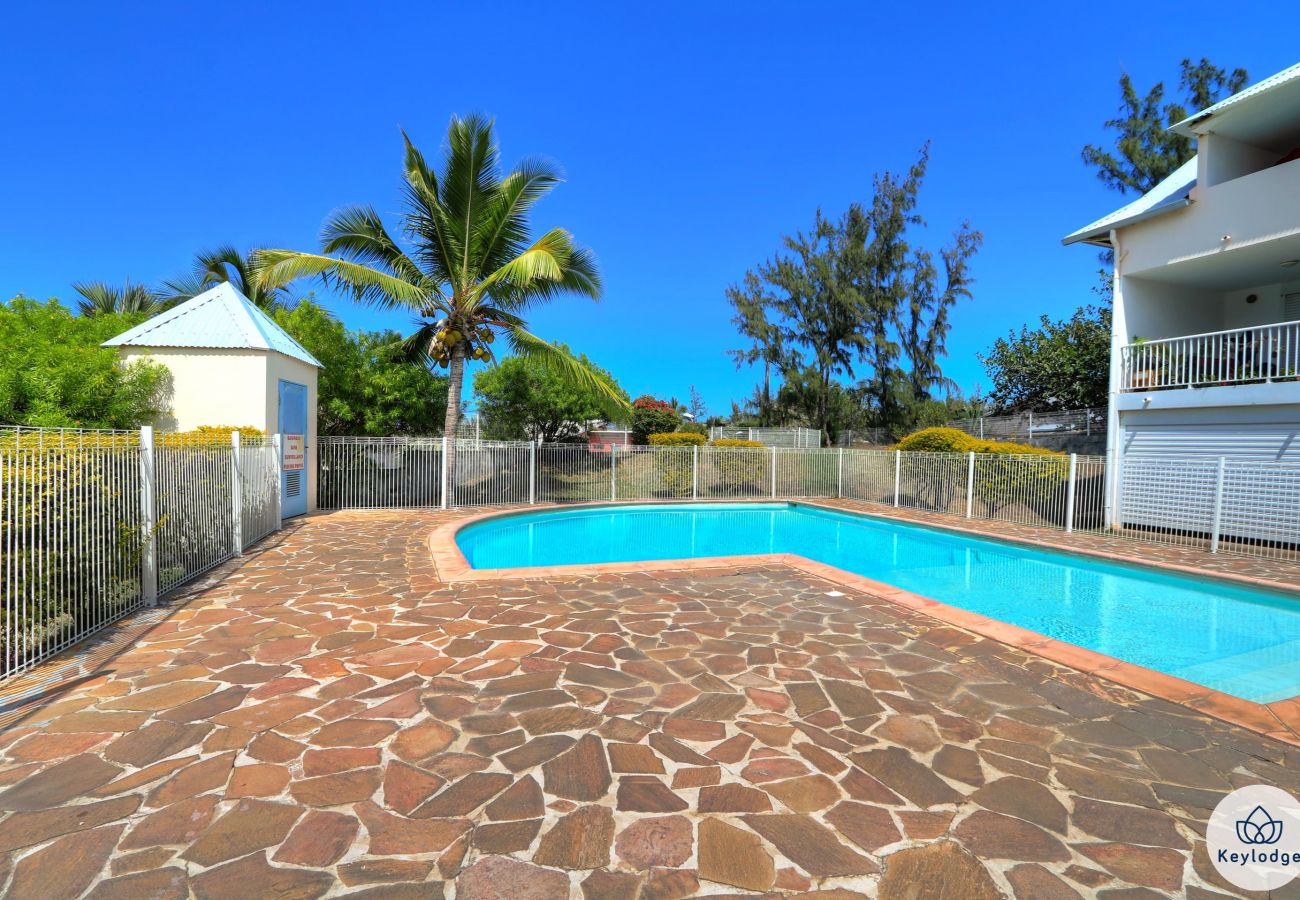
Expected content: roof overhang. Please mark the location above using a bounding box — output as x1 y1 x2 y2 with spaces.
1061 158 1197 247
1171 62 1300 146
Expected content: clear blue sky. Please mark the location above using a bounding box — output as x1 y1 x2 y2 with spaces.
3 2 1296 416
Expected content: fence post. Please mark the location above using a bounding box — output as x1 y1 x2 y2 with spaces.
1065 453 1078 533
893 450 901 507
139 425 158 607
610 443 617 501
231 431 243 555
1027 411 1034 446
271 434 283 528
1210 456 1227 553
837 447 844 499
440 436 449 509
528 441 536 505
965 452 975 518
770 447 777 498
692 445 699 500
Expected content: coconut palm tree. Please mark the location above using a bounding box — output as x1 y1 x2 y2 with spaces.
253 115 628 489
164 245 294 311
72 280 169 317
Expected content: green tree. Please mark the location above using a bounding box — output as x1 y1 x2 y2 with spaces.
72 280 168 317
165 245 294 311
0 297 168 428
630 396 680 444
688 385 707 422
472 347 626 442
254 115 627 484
979 305 1112 412
732 145 981 438
726 271 786 425
274 300 449 435
760 210 861 438
1082 58 1247 197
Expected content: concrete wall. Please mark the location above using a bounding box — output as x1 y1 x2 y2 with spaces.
121 348 271 432
1120 278 1222 342
1119 158 1300 276
1200 133 1280 188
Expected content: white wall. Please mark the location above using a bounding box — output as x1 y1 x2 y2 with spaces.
121 348 271 432
1199 133 1280 188
1119 277 1222 342
1119 157 1300 275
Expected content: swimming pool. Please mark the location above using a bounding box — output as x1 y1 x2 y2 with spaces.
456 502 1300 703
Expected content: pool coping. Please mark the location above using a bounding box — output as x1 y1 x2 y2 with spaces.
428 498 1300 746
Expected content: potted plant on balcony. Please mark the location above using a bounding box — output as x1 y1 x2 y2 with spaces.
1128 337 1168 389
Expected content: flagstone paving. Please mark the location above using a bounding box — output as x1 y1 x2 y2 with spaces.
2 507 1300 898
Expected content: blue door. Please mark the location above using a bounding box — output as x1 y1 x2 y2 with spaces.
278 380 308 518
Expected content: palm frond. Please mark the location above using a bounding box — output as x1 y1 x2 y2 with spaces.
439 114 499 284
475 157 562 273
320 205 426 286
488 242 602 312
505 327 631 418
72 280 166 317
251 249 430 312
195 244 252 291
396 321 440 369
400 130 458 288
158 272 210 305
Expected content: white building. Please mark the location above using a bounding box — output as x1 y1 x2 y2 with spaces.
103 283 322 516
1064 62 1300 530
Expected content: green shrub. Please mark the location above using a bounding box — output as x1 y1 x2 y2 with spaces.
970 441 1067 515
648 432 706 446
159 425 266 447
896 427 977 453
678 422 707 436
703 439 767 494
896 427 1068 515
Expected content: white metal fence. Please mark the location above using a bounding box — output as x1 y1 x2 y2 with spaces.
709 426 822 448
1121 320 1300 392
837 407 1108 448
7 426 1299 679
320 438 1107 531
321 436 1300 562
1119 455 1300 559
0 426 281 678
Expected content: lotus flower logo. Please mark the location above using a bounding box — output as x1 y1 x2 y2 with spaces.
1237 805 1285 845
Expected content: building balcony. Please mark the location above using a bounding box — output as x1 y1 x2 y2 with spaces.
1120 320 1300 392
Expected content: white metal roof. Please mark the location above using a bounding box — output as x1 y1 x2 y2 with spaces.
1061 157 1197 247
1171 62 1300 137
102 282 322 368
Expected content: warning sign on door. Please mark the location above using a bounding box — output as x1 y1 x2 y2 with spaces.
284 435 305 471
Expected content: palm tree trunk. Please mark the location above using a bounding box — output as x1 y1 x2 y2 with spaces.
442 343 466 504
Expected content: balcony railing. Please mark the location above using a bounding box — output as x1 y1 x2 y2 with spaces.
1120 320 1300 392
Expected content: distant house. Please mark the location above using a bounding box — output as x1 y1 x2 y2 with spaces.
102 283 322 516
1064 61 1300 526
587 427 631 453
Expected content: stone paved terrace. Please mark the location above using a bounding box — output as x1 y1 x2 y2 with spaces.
2 506 1300 899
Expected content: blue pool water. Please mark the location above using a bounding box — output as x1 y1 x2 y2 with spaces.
457 502 1300 703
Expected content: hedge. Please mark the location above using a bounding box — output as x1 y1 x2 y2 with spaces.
648 432 706 447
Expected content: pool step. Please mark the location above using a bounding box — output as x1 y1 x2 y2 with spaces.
1170 639 1300 704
